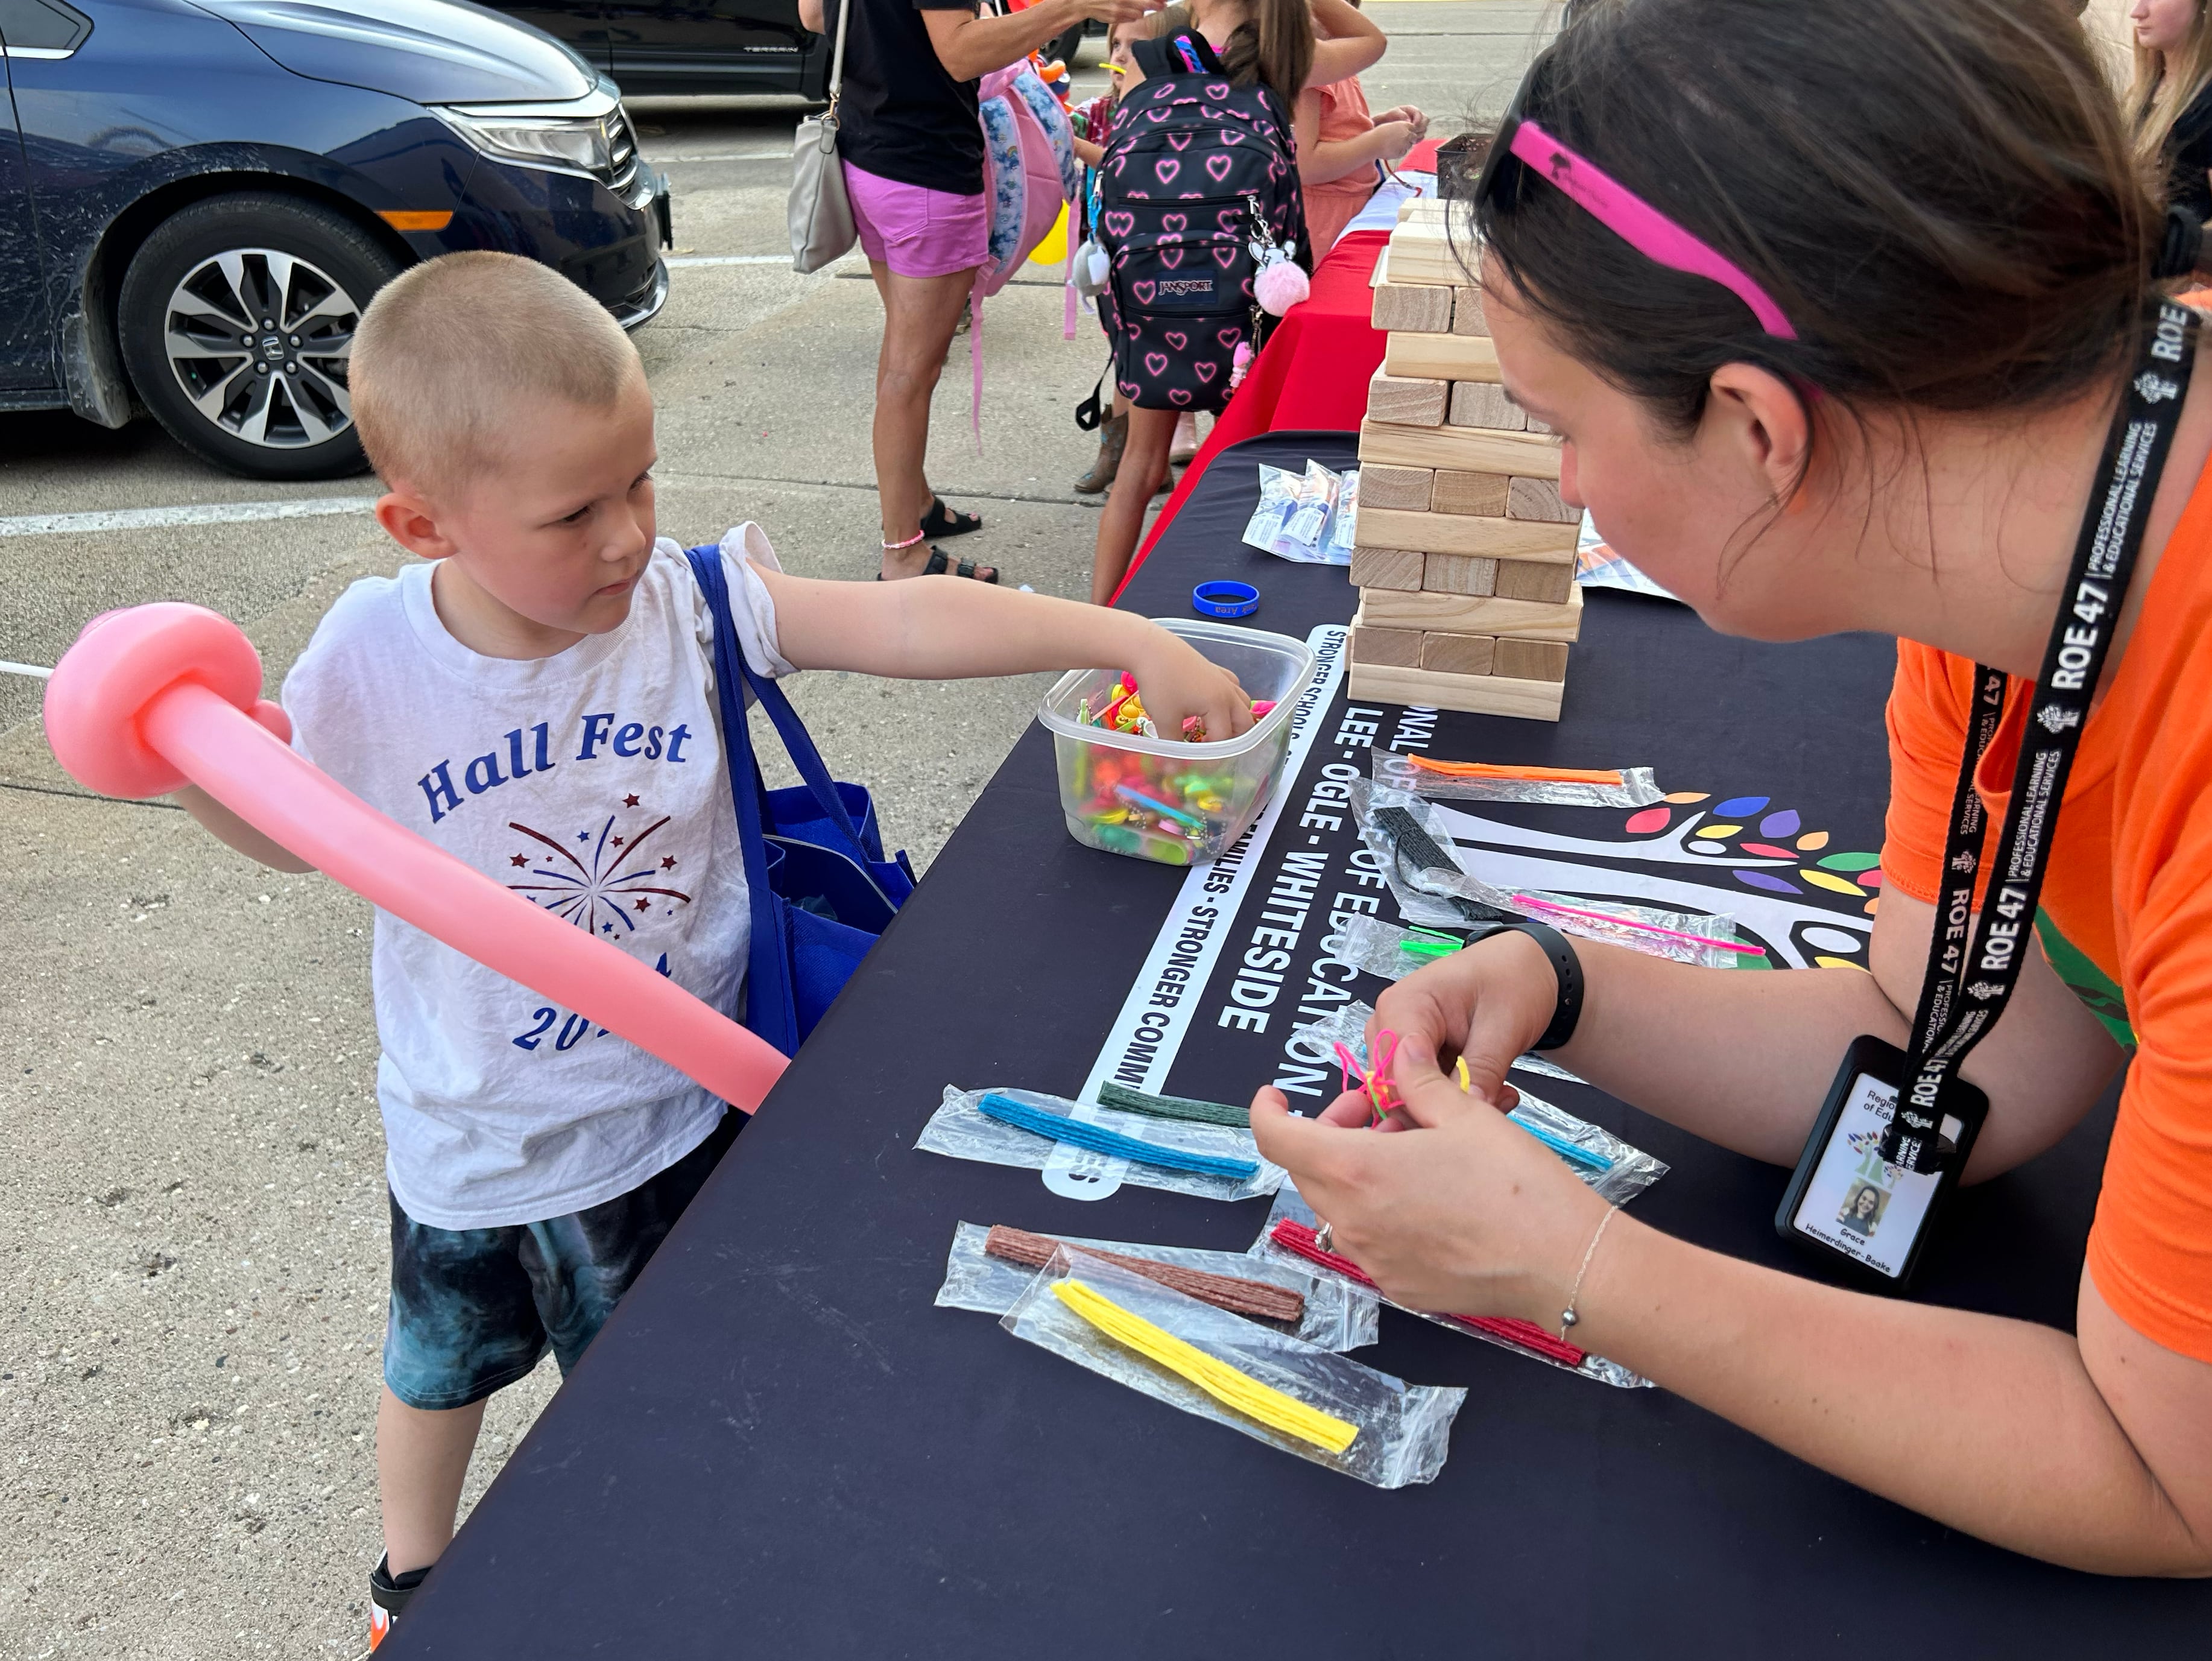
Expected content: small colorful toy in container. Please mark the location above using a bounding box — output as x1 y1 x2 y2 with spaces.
1038 619 1315 866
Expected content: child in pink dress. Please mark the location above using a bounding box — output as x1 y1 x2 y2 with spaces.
1299 76 1427 259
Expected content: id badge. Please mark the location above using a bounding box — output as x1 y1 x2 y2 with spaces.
1775 1036 1986 1292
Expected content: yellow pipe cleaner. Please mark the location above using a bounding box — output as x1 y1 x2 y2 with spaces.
1052 1279 1360 1454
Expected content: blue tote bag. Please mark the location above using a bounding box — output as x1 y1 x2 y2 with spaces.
687 546 915 1056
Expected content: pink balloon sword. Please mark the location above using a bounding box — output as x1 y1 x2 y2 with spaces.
43 603 789 1112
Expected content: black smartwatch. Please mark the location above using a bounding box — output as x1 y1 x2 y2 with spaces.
1499 920 1584 1051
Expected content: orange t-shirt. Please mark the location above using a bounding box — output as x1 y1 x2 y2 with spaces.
1882 464 2212 1364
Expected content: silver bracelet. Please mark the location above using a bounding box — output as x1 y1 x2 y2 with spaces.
1559 1203 1620 1340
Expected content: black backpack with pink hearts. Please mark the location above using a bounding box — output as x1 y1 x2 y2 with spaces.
1096 29 1307 414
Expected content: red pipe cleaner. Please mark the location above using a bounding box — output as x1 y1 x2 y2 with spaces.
1269 1219 1589 1368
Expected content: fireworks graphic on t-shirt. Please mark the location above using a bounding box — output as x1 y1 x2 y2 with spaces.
504 799 693 935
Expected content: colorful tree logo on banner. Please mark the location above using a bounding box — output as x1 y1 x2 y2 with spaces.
1432 789 1882 972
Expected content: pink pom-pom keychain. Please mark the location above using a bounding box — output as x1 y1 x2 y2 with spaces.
1254 256 1309 317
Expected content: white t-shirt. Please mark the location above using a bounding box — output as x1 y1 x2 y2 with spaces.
284 527 794 1230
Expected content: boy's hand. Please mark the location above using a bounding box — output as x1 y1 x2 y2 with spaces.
1127 629 1254 743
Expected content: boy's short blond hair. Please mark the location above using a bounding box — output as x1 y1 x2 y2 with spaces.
350 252 641 501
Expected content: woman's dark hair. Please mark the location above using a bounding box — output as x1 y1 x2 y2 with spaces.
1476 0 2158 437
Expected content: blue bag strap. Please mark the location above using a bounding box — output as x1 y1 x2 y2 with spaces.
684 543 872 863
684 546 800 1055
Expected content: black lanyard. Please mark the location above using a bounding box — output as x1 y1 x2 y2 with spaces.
1883 299 2198 1173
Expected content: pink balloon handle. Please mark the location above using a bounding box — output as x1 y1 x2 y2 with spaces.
43 604 788 1113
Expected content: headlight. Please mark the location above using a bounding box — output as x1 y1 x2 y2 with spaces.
437 108 619 180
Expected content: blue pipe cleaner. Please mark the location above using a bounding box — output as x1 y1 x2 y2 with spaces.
977 1093 1260 1181
1509 1112 1614 1172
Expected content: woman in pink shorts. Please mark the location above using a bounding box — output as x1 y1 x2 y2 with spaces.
801 0 1152 581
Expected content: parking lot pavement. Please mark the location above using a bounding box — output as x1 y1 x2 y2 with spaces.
0 8 1544 1655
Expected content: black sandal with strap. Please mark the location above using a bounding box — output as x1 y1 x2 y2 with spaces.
923 545 999 583
920 497 982 539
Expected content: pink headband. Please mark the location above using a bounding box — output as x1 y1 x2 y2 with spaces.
1509 119 1798 340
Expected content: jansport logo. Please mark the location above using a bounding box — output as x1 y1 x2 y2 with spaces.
1157 278 1215 298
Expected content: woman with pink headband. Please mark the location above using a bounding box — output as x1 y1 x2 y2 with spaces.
1252 0 2212 1574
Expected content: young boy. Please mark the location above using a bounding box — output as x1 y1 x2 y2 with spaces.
179 251 1251 1649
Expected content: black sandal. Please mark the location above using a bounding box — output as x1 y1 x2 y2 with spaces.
923 545 998 583
920 498 982 539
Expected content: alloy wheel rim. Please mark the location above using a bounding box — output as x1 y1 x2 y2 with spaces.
162 247 361 449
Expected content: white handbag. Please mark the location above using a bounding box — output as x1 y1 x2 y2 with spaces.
788 0 858 273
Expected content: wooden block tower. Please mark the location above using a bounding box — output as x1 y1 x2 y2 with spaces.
1349 200 1578 721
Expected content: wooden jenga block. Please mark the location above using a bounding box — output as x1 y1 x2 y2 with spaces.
1419 632 1496 677
1507 476 1578 523
1384 331 1501 384
1493 638 1571 682
1397 197 1451 226
1348 546 1424 590
1350 625 1424 669
1370 282 1454 334
1428 469 1510 517
1359 584 1583 642
1452 286 1488 335
1423 553 1498 596
1448 381 1525 431
1360 418 1562 479
1348 662 1565 723
1382 230 1476 287
1359 464 1435 512
1365 372 1449 428
1495 559 1577 604
1356 506 1578 562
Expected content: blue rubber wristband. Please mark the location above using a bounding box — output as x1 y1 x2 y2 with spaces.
1192 580 1259 619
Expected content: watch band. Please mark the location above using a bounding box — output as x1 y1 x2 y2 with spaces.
1504 920 1584 1051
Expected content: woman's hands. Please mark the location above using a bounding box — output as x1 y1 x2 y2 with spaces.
1248 1028 1607 1323
1365 928 1561 1107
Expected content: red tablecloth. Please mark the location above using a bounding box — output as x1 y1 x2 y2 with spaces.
1110 228 1389 602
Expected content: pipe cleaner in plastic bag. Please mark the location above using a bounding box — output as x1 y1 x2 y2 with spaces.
1002 1247 1465 1486
1371 748 1664 808
936 1222 1379 1352
917 1087 1285 1202
1248 1182 1649 1390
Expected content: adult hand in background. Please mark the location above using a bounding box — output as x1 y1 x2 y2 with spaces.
1248 1030 1605 1320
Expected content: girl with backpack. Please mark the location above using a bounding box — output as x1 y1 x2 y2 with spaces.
1086 0 1386 604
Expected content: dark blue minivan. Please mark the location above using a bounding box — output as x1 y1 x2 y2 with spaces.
0 0 672 478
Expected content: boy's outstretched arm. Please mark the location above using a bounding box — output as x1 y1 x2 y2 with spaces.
764 571 1256 741
177 785 317 874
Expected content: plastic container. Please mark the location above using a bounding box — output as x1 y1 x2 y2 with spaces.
1039 619 1315 865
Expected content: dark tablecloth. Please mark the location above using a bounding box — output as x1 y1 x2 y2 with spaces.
392 434 2212 1657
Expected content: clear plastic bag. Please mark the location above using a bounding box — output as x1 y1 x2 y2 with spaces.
1248 1182 1650 1390
1324 467 1359 562
1284 1005 1667 1204
1351 779 1523 929
1321 912 1469 982
917 1087 1285 1202
1241 464 1300 554
1002 1247 1465 1487
1351 782 1755 967
1243 462 1352 564
936 1221 1379 1352
1373 748 1663 808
